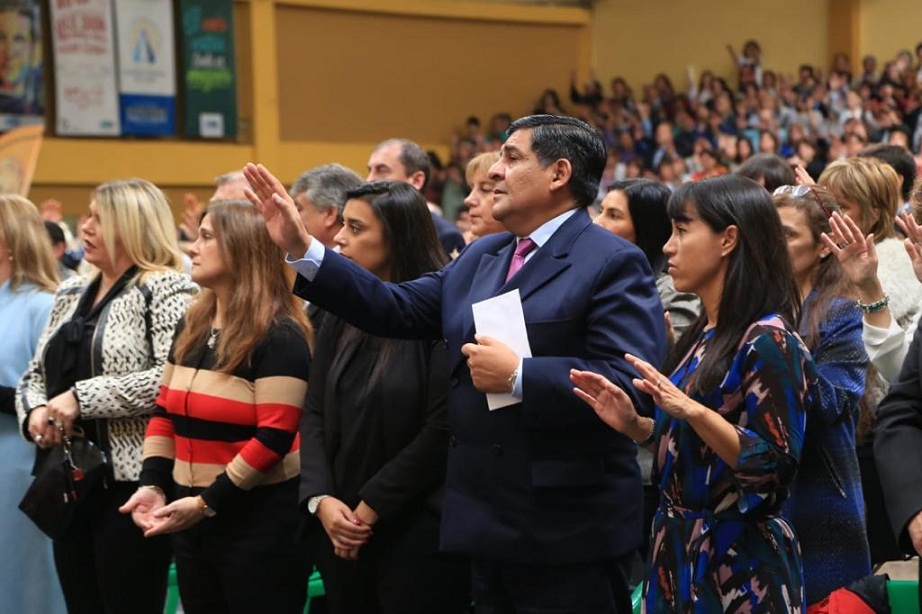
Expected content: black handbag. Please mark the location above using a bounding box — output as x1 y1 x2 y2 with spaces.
18 431 109 539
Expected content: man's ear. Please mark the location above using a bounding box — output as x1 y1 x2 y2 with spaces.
407 170 427 192
549 159 572 193
323 207 340 230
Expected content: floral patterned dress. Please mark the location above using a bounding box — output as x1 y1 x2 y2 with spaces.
644 314 815 613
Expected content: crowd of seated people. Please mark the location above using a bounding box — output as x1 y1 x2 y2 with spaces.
437 40 922 235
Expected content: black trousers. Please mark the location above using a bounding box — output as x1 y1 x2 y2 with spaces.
311 508 471 614
53 480 172 614
172 480 310 614
471 554 633 614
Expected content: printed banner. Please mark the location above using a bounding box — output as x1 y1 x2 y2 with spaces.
114 0 176 136
50 0 120 136
0 1 44 131
0 124 44 195
179 0 236 138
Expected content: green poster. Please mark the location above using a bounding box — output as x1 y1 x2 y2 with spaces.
179 0 236 138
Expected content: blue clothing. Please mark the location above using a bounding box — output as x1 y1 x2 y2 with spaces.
292 209 667 565
0 281 66 614
783 296 871 605
646 315 813 613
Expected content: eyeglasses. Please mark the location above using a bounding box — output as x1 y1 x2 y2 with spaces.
773 184 836 218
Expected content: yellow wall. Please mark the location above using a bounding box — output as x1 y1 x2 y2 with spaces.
276 6 582 145
858 0 921 62
591 0 830 92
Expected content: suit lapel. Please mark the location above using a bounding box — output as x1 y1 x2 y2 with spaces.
459 238 516 345
508 209 589 302
451 211 591 374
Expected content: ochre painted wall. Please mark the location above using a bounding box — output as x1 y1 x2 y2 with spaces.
858 0 922 62
591 0 830 93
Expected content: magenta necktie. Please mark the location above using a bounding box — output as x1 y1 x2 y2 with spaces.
505 237 537 282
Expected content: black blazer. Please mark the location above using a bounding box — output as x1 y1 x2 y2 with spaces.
298 313 450 524
875 324 922 554
295 210 667 564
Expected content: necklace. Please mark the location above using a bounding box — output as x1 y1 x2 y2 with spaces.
207 327 219 349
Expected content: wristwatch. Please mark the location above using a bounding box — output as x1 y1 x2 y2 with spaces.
196 495 217 518
307 495 329 516
507 368 519 394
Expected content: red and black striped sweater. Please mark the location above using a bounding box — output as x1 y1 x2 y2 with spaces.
139 319 310 512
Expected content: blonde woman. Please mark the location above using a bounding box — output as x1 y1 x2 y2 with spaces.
16 179 197 613
463 151 504 243
0 196 65 614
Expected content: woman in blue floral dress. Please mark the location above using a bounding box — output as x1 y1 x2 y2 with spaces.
572 176 815 613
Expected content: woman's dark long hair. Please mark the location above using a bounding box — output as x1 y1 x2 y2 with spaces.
608 178 672 274
663 175 800 394
329 181 448 389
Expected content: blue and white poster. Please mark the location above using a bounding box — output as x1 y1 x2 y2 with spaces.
114 0 176 136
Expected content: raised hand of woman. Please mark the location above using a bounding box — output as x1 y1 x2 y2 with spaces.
624 353 700 421
821 211 880 293
897 211 922 284
570 369 645 437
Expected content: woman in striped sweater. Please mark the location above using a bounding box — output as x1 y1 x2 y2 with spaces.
121 200 314 613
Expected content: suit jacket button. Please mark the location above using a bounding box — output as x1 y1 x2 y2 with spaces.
449 435 457 447
450 377 459 387
492 444 502 456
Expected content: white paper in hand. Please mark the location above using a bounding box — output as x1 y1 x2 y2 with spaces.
471 289 532 410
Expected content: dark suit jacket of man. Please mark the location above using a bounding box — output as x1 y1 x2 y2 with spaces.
874 324 922 554
431 212 466 258
293 208 667 565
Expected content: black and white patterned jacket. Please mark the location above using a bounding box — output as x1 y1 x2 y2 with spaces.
16 270 197 481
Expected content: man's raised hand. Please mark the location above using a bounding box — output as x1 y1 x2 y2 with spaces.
243 163 312 258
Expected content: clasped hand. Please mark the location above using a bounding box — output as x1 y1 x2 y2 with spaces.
120 490 204 537
28 390 81 448
316 498 377 561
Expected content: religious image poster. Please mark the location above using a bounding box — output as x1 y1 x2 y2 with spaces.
179 0 236 138
0 1 44 131
114 0 176 136
50 0 120 136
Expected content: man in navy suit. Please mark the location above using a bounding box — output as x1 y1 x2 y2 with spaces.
247 115 666 614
